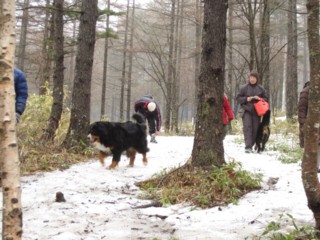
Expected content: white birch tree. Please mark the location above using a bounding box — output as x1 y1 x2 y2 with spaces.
0 0 23 239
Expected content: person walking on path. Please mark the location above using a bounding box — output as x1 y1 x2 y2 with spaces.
222 94 234 140
134 95 161 143
236 70 268 153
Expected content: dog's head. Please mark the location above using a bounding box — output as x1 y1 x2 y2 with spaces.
88 122 114 152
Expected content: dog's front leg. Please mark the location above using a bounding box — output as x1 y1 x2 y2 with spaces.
98 151 108 166
109 151 121 169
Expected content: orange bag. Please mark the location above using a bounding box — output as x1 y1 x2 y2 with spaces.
254 99 269 116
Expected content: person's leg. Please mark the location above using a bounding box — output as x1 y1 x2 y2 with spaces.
147 117 157 143
243 112 253 152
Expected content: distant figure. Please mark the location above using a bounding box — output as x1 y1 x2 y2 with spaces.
134 95 161 143
236 70 268 153
298 81 320 171
14 67 28 123
222 94 234 140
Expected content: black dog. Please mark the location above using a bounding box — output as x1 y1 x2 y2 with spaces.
88 113 149 169
255 110 271 153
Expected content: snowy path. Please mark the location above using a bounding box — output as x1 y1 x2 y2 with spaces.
0 135 315 240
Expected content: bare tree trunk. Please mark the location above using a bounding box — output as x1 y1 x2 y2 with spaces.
165 0 176 133
193 0 201 119
192 0 227 168
302 0 320 231
0 0 23 238
120 0 130 121
16 0 29 71
101 0 110 119
227 0 234 108
126 0 135 121
39 0 52 95
173 0 184 133
260 0 270 92
286 0 298 120
63 0 98 149
171 0 180 133
41 0 64 141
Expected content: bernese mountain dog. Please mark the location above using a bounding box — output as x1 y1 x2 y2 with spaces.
255 110 271 153
88 113 149 169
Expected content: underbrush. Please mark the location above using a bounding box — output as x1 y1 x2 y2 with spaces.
253 213 319 240
17 91 95 175
137 161 262 208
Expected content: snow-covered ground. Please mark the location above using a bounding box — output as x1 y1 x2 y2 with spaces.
0 135 315 239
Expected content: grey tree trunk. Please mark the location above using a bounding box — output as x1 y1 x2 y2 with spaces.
286 0 298 120
126 0 135 121
260 0 270 92
16 0 29 71
39 0 52 95
63 0 98 149
41 0 64 142
120 0 130 121
101 0 110 119
302 0 320 231
171 0 180 133
193 0 201 119
227 0 234 108
165 0 176 133
192 0 227 168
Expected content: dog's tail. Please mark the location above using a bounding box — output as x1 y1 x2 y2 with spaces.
132 113 145 124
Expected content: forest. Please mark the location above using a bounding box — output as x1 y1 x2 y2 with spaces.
0 0 320 239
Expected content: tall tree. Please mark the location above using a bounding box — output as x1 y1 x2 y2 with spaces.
100 0 111 119
41 0 65 141
302 0 320 231
165 0 176 132
126 0 136 121
39 0 52 95
286 0 298 120
191 0 227 168
0 0 23 238
193 0 202 118
16 0 29 71
260 0 270 93
63 0 98 149
120 0 130 121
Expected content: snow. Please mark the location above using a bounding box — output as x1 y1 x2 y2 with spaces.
0 135 315 239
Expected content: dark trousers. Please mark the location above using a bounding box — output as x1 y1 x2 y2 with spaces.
242 111 260 149
147 117 156 136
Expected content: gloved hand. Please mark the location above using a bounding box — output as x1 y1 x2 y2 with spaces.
16 112 21 123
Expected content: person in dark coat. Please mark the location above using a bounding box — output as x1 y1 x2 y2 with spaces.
297 81 320 171
222 94 234 140
134 95 161 143
14 67 28 123
236 70 268 153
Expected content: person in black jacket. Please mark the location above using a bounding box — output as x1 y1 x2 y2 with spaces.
236 70 268 153
134 95 161 143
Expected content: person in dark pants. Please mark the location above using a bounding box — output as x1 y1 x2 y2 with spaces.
236 70 268 153
134 95 161 143
14 67 28 123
